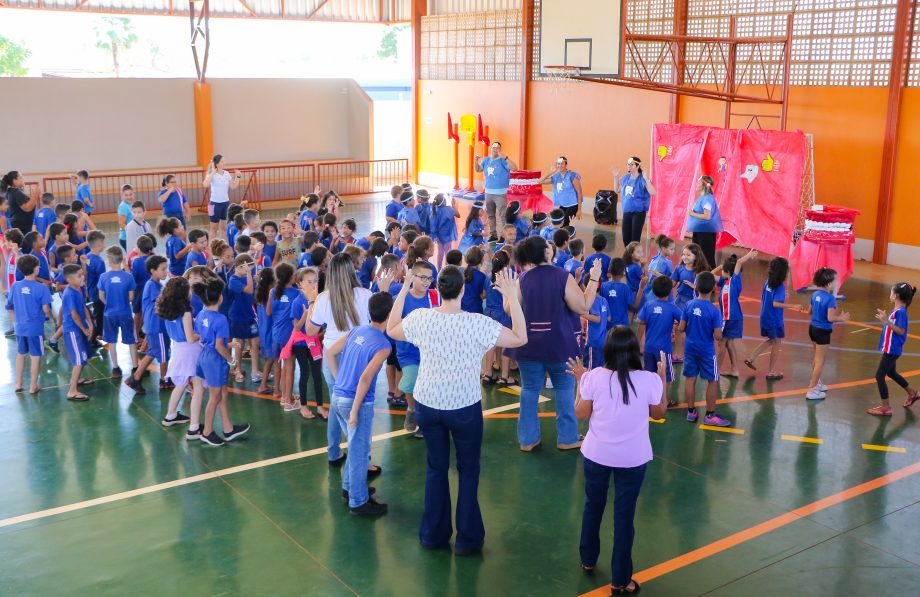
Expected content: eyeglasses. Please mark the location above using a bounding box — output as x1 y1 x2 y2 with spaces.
415 275 433 282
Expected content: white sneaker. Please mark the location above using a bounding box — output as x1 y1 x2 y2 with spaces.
816 382 828 392
251 372 263 382
806 388 826 401
545 377 554 389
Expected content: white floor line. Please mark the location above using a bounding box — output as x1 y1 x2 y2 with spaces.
0 395 548 530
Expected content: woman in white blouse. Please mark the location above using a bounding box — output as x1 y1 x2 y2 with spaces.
386 264 527 556
201 154 241 241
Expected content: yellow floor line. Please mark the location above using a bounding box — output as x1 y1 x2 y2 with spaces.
781 435 823 445
649 418 666 424
699 424 745 435
862 444 907 453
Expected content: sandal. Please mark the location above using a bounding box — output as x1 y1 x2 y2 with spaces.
904 390 920 408
234 371 245 383
300 407 316 420
744 358 757 371
480 374 497 385
495 377 515 386
390 394 408 407
77 378 94 386
612 579 641 594
14 387 24 393
257 387 274 395
867 406 893 417
580 563 595 574
66 393 90 402
667 399 679 408
29 386 42 394
766 372 784 380
316 409 329 421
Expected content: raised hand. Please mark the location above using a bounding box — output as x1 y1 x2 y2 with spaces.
875 308 888 323
565 356 586 382
377 268 394 292
493 269 520 302
589 258 603 282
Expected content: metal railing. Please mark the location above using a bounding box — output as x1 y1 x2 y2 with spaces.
34 159 407 215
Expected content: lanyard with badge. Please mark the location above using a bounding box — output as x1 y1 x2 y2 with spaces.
556 171 569 195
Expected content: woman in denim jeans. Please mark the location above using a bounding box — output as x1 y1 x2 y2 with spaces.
569 327 668 594
509 236 601 452
387 265 527 555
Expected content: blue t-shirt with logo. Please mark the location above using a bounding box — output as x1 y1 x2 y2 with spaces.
550 170 581 208
481 156 511 193
159 189 187 217
600 280 634 327
586 297 610 349
581 253 612 286
810 289 837 331
760 282 786 332
682 298 723 356
33 207 56 239
332 325 392 404
718 272 744 321
142 279 164 335
195 309 229 349
638 299 683 353
686 193 723 233
620 173 651 213
879 306 909 356
166 236 188 277
228 274 256 323
271 287 300 347
98 270 136 316
61 286 88 334
5 279 52 337
185 250 208 271
75 183 94 214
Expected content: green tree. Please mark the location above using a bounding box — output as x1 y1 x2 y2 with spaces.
377 25 407 61
0 35 30 77
94 17 138 77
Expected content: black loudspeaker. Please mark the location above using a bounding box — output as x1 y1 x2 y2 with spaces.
594 190 617 225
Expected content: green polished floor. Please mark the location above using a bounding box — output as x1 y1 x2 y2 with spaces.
2 198 920 596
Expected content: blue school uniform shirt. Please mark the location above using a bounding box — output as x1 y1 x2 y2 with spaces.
682 298 723 356
385 200 402 221
810 289 836 331
257 303 272 348
33 207 56 239
185 250 207 271
142 279 165 335
5 279 52 337
484 280 504 315
553 249 571 268
760 282 786 332
357 257 376 289
131 255 150 295
226 222 239 249
581 253 611 286
880 306 909 356
117 201 132 242
481 156 512 193
271 287 300 347
620 174 651 213
600 280 634 327
371 280 403 296
195 309 229 349
397 205 420 227
31 250 51 282
165 236 187 277
164 313 189 343
86 252 106 302
638 299 683 353
332 325 392 404
718 272 744 321
61 286 88 334
228 274 256 323
159 189 187 217
298 250 316 268
299 210 317 232
433 205 458 244
461 268 488 314
396 291 441 366
645 252 674 299
586 297 610 349
98 271 136 316
511 217 530 242
355 237 371 251
686 193 723 233
539 225 557 242
458 219 485 252
672 265 697 302
550 170 581 208
563 258 583 279
213 264 233 316
191 294 204 318
290 293 312 346
391 246 405 260
263 243 277 264
626 263 644 294
75 183 94 214
416 203 433 235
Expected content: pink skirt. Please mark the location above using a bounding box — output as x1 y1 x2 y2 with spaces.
167 340 201 385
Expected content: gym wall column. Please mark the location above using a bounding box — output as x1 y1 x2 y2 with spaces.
193 81 214 169
411 0 427 184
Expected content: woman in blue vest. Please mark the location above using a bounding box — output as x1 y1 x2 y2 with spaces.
613 156 657 248
686 175 723 270
539 156 583 226
475 141 517 241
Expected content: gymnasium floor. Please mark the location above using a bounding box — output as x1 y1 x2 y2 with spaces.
2 196 920 597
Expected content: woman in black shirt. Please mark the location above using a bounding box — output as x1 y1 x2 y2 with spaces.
1 171 37 232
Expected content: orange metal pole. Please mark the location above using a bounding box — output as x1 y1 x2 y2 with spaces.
453 126 460 190
519 0 533 169
873 0 915 264
411 0 426 184
193 81 214 169
467 144 475 191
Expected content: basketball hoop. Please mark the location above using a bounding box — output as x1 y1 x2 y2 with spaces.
544 65 581 93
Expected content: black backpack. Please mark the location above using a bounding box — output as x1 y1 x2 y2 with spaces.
594 190 617 225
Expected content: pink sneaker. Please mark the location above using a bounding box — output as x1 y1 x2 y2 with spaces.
703 413 732 427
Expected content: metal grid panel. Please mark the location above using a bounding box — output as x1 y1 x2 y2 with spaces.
908 1 920 85
420 9 522 80
429 0 522 15
623 0 675 80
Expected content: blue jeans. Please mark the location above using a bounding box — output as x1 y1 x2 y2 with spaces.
517 359 578 446
416 401 484 550
322 361 345 461
579 458 647 587
332 397 374 508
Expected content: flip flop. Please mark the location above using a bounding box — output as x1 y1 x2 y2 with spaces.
612 579 641 594
766 373 784 380
480 374 497 385
29 386 41 394
77 378 94 386
744 358 757 370
300 409 316 420
257 387 274 395
14 387 24 393
66 393 90 402
316 410 329 421
495 377 515 386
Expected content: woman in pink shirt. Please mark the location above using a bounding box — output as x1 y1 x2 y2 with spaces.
570 326 667 594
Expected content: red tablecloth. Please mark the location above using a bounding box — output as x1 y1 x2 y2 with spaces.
789 238 854 291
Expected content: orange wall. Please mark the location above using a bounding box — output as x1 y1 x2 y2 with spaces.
889 88 920 248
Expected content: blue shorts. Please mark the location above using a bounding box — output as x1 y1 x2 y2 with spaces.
722 319 743 339
208 201 229 223
261 340 280 360
103 314 136 345
64 330 89 366
17 336 45 357
760 326 784 340
145 331 171 363
682 351 719 381
644 350 674 383
196 346 229 388
230 319 259 340
584 345 605 370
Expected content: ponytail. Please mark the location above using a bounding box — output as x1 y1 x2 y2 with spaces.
1 171 19 193
463 246 484 283
893 282 917 307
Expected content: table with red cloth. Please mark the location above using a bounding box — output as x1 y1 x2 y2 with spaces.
508 170 554 214
789 206 859 290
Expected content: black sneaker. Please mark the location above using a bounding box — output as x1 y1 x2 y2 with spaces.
367 465 383 479
125 378 146 395
159 378 175 391
47 340 60 354
328 454 347 467
341 486 377 504
349 498 388 516
111 367 123 379
162 412 191 427
186 425 203 441
223 423 250 442
200 431 225 446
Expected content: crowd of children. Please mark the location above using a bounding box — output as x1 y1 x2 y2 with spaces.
2 169 919 509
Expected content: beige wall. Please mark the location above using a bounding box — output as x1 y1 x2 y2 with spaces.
0 77 373 176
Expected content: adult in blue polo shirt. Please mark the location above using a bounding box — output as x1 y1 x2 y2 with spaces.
615 156 657 247
475 141 517 241
539 156 583 227
686 175 723 272
158 175 190 229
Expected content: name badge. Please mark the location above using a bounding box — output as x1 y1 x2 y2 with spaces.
556 182 564 193
625 185 634 197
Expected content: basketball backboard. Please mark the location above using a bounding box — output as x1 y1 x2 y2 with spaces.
539 0 623 78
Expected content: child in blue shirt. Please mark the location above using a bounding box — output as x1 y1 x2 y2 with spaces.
638 276 684 406
99 245 138 377
396 190 420 227
806 268 850 401
185 229 210 271
540 209 564 242
72 170 94 214
298 193 320 233
581 234 612 287
269 263 301 411
290 266 325 419
211 240 235 317
5 254 53 394
60 264 94 401
159 217 191 278
458 202 485 252
131 234 156 336
193 278 250 447
712 249 757 378
261 221 278 263
21 231 52 288
600 258 645 327
623 241 647 310
228 255 260 385
645 234 676 301
583 296 610 370
529 212 548 238
32 193 57 239
85 231 107 345
552 228 571 268
564 239 585 281
326 291 395 515
385 185 403 223
125 256 170 394
672 243 709 364
745 257 800 380
506 200 530 243
460 246 488 314
679 272 730 427
869 282 918 416
254 267 277 396
415 189 432 235
431 194 458 269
